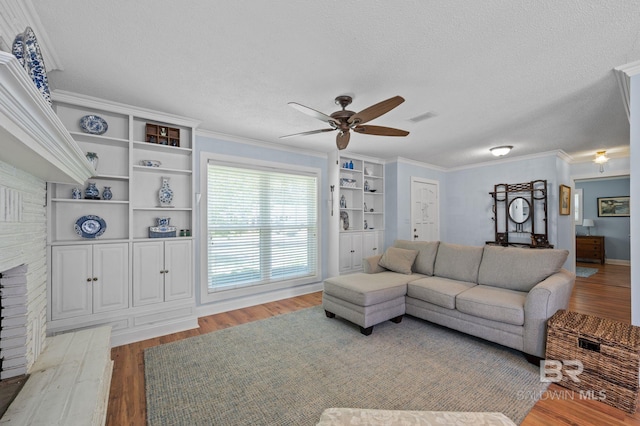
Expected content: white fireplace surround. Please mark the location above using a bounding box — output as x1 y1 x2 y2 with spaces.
0 50 93 378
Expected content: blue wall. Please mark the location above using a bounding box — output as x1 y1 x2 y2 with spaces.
575 177 630 261
383 153 575 271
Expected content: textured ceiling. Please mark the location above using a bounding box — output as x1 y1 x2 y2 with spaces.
30 0 640 168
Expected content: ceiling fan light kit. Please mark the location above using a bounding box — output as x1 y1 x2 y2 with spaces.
281 95 410 150
490 145 513 157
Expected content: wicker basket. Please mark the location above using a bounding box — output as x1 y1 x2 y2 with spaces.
546 310 640 413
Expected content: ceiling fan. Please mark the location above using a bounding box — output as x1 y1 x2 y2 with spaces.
281 95 409 150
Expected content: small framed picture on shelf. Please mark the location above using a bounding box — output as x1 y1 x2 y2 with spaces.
559 184 571 215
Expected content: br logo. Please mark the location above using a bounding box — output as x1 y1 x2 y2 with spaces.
540 360 583 383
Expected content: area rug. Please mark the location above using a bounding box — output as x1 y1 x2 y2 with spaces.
576 266 598 278
145 306 549 425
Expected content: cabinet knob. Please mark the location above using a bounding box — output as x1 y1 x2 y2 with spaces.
160 270 165 274
93 277 98 281
373 248 377 251
86 278 92 282
164 270 169 274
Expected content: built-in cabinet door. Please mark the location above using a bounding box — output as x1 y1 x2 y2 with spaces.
339 232 363 273
164 239 192 301
132 241 165 306
362 231 383 259
51 245 92 320
92 243 129 314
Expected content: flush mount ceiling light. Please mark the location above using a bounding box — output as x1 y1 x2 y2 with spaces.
594 150 609 173
490 145 513 157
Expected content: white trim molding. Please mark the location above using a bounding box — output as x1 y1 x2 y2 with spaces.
0 52 92 183
614 60 640 122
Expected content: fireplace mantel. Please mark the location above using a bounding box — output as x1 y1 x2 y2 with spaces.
0 51 92 184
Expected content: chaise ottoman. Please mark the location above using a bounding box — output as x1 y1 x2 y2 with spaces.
322 271 422 335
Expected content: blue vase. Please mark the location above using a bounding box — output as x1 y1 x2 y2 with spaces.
102 186 113 200
84 182 99 199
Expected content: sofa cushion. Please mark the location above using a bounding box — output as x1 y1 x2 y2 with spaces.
433 243 484 283
478 245 569 292
378 247 419 275
407 277 476 310
324 272 420 306
393 240 440 276
456 285 527 326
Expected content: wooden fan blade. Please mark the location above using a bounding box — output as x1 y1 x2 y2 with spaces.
348 96 405 125
288 102 341 126
280 128 335 139
353 125 409 137
336 131 350 150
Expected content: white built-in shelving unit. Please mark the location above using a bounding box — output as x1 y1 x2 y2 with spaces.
335 154 385 274
47 90 200 346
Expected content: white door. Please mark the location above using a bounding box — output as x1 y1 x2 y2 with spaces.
164 239 193 301
411 178 440 241
132 241 165 306
93 243 129 313
51 245 92 320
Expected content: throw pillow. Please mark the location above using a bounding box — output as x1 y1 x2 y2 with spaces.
378 247 419 275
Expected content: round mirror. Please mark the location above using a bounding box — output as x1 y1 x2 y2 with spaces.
508 197 530 224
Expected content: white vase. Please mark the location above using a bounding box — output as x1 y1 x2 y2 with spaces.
158 176 174 207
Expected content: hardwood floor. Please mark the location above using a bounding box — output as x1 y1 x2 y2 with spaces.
107 264 637 425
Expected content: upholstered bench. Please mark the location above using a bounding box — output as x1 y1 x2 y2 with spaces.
323 271 423 335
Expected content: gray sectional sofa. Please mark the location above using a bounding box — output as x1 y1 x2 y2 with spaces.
322 240 575 358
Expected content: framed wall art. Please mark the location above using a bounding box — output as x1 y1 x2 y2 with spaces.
559 184 571 215
597 196 630 217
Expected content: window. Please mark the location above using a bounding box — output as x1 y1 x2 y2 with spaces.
205 160 319 296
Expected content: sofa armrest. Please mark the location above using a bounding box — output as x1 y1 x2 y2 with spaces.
523 269 576 357
363 255 387 274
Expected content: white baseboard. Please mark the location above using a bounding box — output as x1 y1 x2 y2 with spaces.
110 317 199 348
196 282 323 318
605 258 631 266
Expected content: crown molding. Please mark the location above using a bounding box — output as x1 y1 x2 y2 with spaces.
197 128 328 159
0 52 92 183
614 60 640 121
52 90 201 128
392 156 447 171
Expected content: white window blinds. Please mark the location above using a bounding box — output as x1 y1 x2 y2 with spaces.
207 162 319 292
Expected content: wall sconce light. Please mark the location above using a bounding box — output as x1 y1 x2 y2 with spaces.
490 145 513 157
594 150 609 173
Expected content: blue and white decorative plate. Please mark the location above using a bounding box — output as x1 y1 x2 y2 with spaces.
20 27 52 106
74 215 107 238
11 32 25 67
80 115 109 135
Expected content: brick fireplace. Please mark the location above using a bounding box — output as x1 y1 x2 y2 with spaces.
0 51 93 382
0 168 48 381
